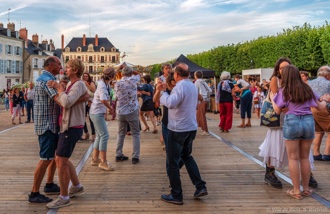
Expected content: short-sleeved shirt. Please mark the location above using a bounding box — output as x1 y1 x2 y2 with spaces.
273 88 319 115
309 76 330 97
115 74 140 115
34 70 60 136
90 80 111 114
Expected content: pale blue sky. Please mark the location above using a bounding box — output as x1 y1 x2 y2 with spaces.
0 0 329 66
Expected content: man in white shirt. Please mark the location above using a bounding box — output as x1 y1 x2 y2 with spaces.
25 82 35 123
158 62 207 205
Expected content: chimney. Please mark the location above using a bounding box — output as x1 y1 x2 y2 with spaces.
61 34 64 50
0 23 3 28
83 34 86 46
32 33 39 44
95 34 98 46
7 22 15 32
42 39 48 45
19 28 28 48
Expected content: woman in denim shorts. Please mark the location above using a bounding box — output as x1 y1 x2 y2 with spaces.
272 65 326 200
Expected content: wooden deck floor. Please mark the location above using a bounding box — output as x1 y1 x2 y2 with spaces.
0 110 329 214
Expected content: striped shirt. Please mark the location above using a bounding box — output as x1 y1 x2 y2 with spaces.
34 70 60 135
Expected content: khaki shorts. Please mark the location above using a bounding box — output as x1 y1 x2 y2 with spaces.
311 107 330 133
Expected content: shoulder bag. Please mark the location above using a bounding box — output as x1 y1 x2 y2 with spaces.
260 89 280 127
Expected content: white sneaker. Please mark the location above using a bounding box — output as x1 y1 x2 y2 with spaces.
46 196 71 209
69 185 85 198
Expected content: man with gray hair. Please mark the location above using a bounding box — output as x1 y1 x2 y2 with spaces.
309 65 330 161
114 65 141 164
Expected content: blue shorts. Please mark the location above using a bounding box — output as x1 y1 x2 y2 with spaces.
56 128 83 158
283 114 315 141
38 130 58 160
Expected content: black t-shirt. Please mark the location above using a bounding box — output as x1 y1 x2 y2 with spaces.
161 89 171 125
219 82 234 103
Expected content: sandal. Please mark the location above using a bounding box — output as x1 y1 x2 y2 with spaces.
286 189 303 200
237 124 245 128
245 124 251 127
143 127 150 132
302 190 313 197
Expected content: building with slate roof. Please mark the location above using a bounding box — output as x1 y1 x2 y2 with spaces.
0 22 24 90
20 28 63 83
62 34 120 78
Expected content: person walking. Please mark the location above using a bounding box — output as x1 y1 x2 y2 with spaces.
28 56 61 203
45 58 88 209
114 66 141 164
194 70 212 135
25 82 35 123
11 87 23 125
158 63 207 205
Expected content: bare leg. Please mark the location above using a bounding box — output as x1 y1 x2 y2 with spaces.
68 160 80 186
92 148 100 160
139 111 148 130
313 133 324 156
46 159 57 184
32 160 52 192
147 111 157 131
56 156 70 196
323 134 330 155
100 150 107 163
285 140 301 194
299 140 313 192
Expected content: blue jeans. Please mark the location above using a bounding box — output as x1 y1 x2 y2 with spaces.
26 100 34 122
283 114 315 140
116 109 140 158
90 113 109 151
4 97 9 110
240 90 252 119
167 130 206 200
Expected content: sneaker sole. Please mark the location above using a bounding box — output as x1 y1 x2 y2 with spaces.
161 198 183 205
98 166 115 171
70 190 85 198
44 192 60 195
47 202 71 209
194 192 208 198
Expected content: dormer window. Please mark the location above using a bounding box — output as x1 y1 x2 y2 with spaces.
77 47 81 52
88 44 94 52
65 47 70 52
111 47 116 52
100 47 105 52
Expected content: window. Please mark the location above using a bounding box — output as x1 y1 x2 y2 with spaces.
12 60 15 74
100 47 105 52
0 59 4 73
16 61 20 73
15 47 20 55
89 56 93 63
0 44 2 54
65 47 70 52
77 56 81 59
111 47 116 52
88 44 94 52
89 66 93 72
33 58 38 68
65 56 69 63
101 56 105 63
6 60 11 73
111 56 116 63
6 45 12 54
42 59 45 68
77 47 81 52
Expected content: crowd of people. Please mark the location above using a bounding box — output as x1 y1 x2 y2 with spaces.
2 55 330 209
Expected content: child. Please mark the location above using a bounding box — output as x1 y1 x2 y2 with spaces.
253 85 265 118
271 65 326 200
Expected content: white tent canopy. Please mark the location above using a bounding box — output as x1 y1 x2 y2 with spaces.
114 61 135 68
